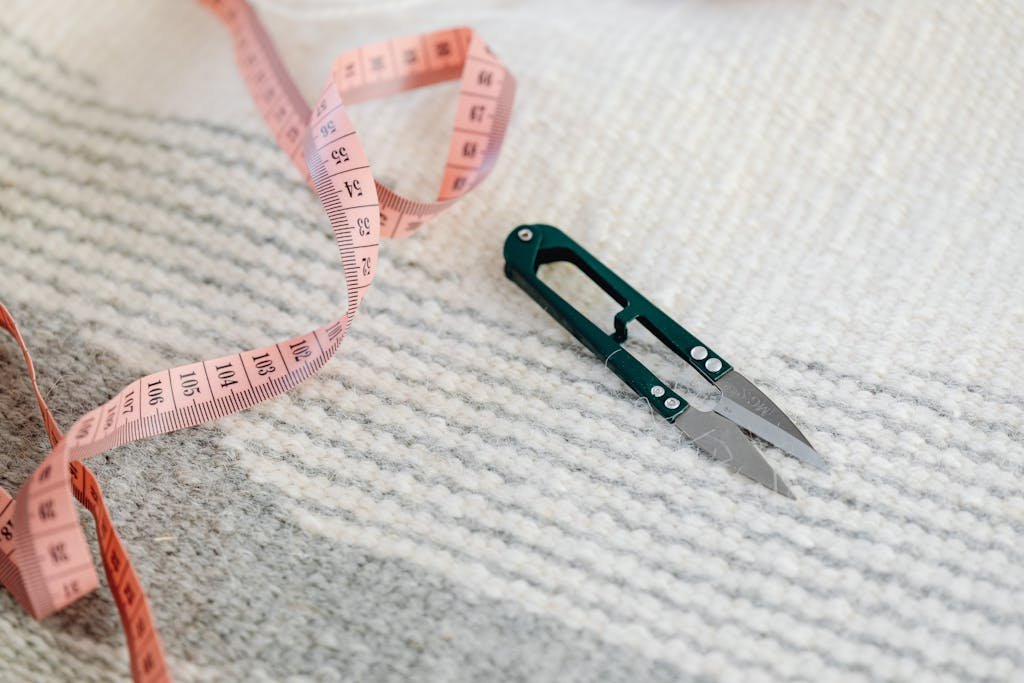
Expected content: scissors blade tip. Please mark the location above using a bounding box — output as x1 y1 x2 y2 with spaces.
736 453 795 498
774 475 796 499
803 448 829 471
714 371 826 470
675 409 796 500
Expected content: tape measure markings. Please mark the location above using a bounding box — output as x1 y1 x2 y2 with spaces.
1 1 514 680
1 305 167 680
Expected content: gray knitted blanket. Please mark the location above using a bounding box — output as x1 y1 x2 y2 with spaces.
1 1 1022 681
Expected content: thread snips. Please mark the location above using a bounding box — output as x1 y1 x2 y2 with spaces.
503 224 826 498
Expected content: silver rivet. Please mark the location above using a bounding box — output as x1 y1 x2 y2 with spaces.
690 345 708 361
706 358 723 373
517 228 533 242
650 386 665 397
665 397 681 410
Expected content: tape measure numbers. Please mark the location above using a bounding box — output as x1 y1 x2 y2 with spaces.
0 1 515 680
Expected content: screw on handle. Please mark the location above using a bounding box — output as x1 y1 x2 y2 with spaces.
503 224 732 421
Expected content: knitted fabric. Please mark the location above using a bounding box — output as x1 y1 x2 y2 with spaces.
1 0 1022 681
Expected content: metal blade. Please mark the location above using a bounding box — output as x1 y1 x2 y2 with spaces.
714 371 827 470
675 408 794 498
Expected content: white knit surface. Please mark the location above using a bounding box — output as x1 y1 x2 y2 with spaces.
1 1 1023 681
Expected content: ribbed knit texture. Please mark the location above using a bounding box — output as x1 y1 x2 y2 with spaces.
1 1 1022 681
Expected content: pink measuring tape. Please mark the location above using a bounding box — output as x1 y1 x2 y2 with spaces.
0 0 515 679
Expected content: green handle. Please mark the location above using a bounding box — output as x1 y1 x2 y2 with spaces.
503 224 732 421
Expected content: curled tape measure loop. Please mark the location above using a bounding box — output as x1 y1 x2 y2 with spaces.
1 0 515 680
